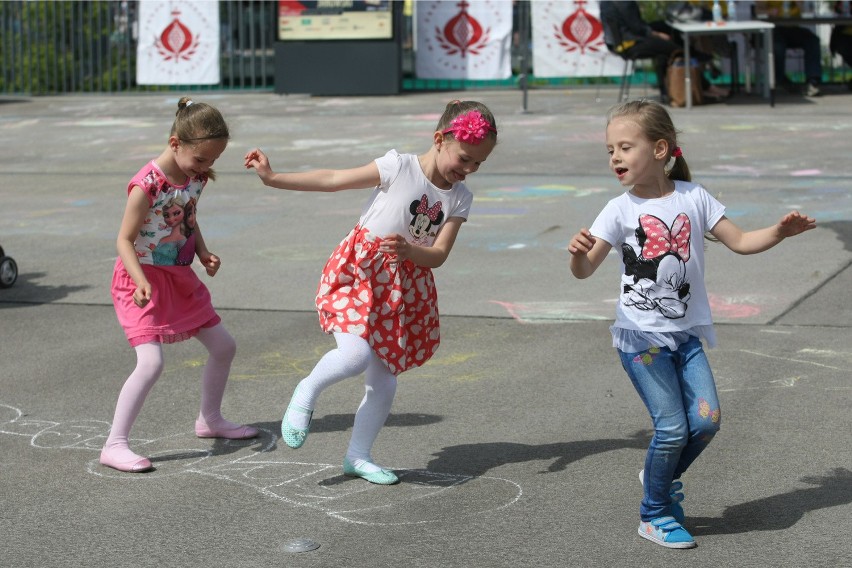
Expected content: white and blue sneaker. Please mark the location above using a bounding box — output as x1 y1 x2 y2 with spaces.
640 470 685 524
638 516 696 549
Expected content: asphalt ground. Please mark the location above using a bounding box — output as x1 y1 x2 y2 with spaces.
1 85 850 567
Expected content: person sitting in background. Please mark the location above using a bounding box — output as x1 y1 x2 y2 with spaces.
754 1 824 97
830 1 852 89
599 1 727 104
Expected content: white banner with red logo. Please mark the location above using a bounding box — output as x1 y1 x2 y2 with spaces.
415 0 512 80
532 0 622 78
137 0 220 85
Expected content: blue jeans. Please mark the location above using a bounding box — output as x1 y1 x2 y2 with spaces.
618 336 721 521
774 26 823 85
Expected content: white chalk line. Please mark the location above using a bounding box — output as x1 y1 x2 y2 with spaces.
1 402 523 526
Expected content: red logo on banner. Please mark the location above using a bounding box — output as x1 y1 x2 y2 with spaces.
434 1 491 57
553 1 604 54
155 9 200 61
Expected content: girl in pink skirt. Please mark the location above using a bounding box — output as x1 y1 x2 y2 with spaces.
245 100 497 484
102 98 258 473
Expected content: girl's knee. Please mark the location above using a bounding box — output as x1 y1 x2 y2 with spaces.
695 400 721 435
337 339 374 374
219 333 237 361
208 336 236 365
135 343 165 377
366 374 397 402
695 418 721 442
198 325 237 362
137 357 165 378
656 423 689 450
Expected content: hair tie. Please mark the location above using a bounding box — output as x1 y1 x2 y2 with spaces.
672 146 683 158
442 110 497 145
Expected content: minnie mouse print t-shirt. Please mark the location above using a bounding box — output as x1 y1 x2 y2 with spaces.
590 181 726 335
359 149 474 244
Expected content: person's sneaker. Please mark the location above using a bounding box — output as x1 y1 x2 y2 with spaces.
805 83 822 97
638 516 696 549
639 470 685 524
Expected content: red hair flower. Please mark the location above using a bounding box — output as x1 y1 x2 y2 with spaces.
442 111 496 145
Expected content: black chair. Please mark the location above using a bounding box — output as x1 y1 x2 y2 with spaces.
596 48 654 103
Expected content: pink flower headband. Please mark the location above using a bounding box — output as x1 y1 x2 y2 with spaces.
442 110 497 145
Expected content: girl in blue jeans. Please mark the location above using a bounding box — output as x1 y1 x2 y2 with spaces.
568 100 815 549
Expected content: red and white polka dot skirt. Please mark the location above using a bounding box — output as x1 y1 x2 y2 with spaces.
316 225 440 375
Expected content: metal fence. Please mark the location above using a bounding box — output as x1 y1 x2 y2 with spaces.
0 0 277 95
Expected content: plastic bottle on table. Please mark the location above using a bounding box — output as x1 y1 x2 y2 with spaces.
727 0 737 21
712 0 723 23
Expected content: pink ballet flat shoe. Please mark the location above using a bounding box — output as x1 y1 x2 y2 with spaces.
99 450 153 473
195 421 259 440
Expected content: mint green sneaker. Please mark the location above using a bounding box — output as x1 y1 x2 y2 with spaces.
638 516 696 549
343 457 399 485
281 391 312 449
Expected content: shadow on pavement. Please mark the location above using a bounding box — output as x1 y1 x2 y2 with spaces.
0 271 91 306
690 467 852 535
427 430 652 477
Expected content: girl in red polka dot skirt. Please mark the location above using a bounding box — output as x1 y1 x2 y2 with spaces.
245 101 497 484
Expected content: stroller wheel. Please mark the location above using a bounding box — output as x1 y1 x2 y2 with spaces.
0 256 18 288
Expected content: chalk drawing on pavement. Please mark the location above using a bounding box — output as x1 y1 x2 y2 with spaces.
714 347 848 392
492 300 611 323
0 403 522 526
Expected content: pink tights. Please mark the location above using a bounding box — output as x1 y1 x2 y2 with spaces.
101 324 239 469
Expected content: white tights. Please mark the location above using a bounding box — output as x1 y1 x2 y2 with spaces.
102 324 238 461
292 333 397 468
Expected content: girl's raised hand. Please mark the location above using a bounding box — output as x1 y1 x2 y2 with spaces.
244 148 272 180
568 228 597 256
778 211 816 238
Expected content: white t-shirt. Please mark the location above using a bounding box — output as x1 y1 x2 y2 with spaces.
590 181 726 343
358 150 473 246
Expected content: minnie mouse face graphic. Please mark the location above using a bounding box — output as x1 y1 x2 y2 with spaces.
409 194 444 243
621 213 692 319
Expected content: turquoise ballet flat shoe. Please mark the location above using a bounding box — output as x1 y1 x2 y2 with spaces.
281 392 312 449
343 457 399 485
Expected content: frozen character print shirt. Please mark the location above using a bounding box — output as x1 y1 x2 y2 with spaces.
129 161 206 266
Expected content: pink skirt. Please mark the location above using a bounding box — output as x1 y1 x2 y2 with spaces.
111 258 220 347
316 226 440 375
